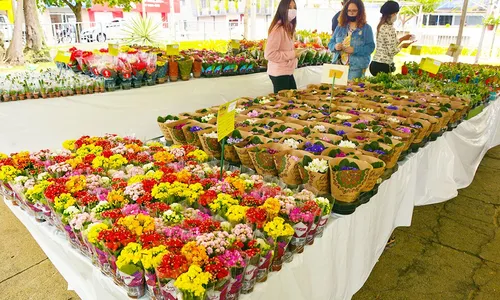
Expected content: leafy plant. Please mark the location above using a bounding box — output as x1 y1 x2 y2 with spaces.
122 16 162 46
483 15 499 26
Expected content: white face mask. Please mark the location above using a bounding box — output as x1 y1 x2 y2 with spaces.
288 9 297 21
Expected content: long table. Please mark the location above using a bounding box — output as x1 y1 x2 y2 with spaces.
0 67 322 155
4 96 500 299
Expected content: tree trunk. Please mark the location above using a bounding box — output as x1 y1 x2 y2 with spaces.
24 0 43 51
73 3 82 43
6 0 25 65
243 0 251 39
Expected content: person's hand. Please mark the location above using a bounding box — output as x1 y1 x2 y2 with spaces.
335 43 343 51
399 34 413 42
344 46 354 54
401 40 415 48
295 48 306 58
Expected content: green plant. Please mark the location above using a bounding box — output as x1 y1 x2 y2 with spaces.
445 24 451 28
122 16 162 46
483 15 499 26
224 0 229 11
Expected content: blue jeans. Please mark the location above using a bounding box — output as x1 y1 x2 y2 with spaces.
348 68 366 80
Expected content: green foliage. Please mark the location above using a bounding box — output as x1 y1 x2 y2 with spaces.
483 15 500 26
400 0 441 18
121 16 162 46
93 0 142 11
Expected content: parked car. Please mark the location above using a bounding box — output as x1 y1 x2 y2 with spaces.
80 19 126 43
0 13 13 43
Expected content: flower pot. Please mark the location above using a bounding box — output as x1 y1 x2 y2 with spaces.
11 94 18 101
193 60 202 78
18 94 25 100
55 91 61 97
169 60 179 82
62 90 68 97
3 95 10 102
34 93 39 99
487 24 495 31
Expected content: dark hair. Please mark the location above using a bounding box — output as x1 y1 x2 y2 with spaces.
338 0 367 28
377 14 392 36
268 0 297 37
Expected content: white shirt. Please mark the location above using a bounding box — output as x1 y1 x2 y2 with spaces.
372 23 400 65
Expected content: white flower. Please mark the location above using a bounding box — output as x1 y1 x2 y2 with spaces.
164 210 174 216
64 206 80 216
235 107 245 114
313 125 327 132
388 117 400 123
304 158 329 173
335 114 352 120
360 107 374 113
283 138 300 149
165 119 176 124
259 97 271 104
203 132 218 139
338 140 357 148
142 163 154 171
14 176 28 184
201 113 216 123
247 118 258 124
37 172 50 181
312 91 318 94
392 136 402 140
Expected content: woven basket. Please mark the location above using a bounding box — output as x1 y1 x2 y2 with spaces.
321 146 362 158
353 155 386 192
273 149 309 186
406 118 432 143
158 122 174 143
329 157 372 202
197 128 221 159
248 143 291 176
298 155 333 195
165 120 190 145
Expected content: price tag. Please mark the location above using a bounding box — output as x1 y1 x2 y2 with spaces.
419 57 442 74
446 43 463 58
321 64 349 86
230 39 240 50
410 45 422 56
109 43 120 56
217 99 237 141
166 44 180 56
54 50 71 64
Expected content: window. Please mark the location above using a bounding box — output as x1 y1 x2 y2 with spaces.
438 15 453 26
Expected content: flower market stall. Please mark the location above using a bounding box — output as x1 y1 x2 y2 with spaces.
2 60 500 300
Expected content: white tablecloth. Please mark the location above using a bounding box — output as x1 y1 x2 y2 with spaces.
4 99 500 300
0 67 322 154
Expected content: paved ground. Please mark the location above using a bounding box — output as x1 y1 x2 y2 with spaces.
0 147 499 300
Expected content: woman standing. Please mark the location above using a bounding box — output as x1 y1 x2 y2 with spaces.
265 0 303 93
369 1 414 76
328 0 375 80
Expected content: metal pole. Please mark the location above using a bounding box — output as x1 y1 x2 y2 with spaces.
250 0 257 39
454 0 469 62
489 24 498 57
475 0 495 63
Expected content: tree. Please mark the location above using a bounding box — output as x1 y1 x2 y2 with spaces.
243 0 251 38
40 0 90 23
399 0 442 28
6 0 25 64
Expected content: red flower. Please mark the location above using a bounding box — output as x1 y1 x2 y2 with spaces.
156 253 189 279
140 232 166 249
246 207 267 228
44 181 68 201
204 257 229 280
98 226 136 253
142 179 158 193
164 238 185 252
199 190 217 206
101 208 124 221
102 150 113 158
75 191 98 207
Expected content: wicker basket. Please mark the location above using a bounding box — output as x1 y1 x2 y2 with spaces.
298 154 333 195
158 122 174 143
165 119 190 145
329 157 373 202
197 128 221 159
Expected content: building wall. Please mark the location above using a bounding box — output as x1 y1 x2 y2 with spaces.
0 0 14 23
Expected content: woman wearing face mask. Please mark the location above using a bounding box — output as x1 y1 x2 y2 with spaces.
265 0 303 93
328 0 374 80
369 1 414 76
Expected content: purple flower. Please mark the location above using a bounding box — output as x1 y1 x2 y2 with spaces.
409 99 416 102
410 124 422 129
387 105 398 110
288 100 294 104
336 130 346 136
340 166 359 171
348 110 360 116
373 149 386 155
346 88 353 92
291 113 300 119
227 137 243 145
358 83 365 88
190 126 203 132
343 122 352 127
304 142 326 154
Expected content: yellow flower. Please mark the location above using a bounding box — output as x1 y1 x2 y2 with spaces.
141 245 168 271
264 217 294 240
66 175 87 193
176 169 192 183
226 205 249 223
125 143 142 153
151 182 171 201
54 193 76 213
66 156 83 169
117 214 155 236
261 197 280 218
92 156 109 169
174 265 212 297
116 242 143 272
107 189 128 207
0 153 8 160
85 223 109 245
147 141 164 148
25 180 52 203
62 139 76 151
226 177 246 194
209 193 239 216
187 149 209 163
109 154 128 169
11 152 30 167
76 144 103 157
153 151 175 163
0 165 21 182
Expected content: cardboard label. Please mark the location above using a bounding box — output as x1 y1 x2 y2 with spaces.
217 99 237 141
410 45 422 56
230 39 240 50
108 43 120 56
446 43 463 58
419 57 442 74
166 44 180 56
321 64 349 86
54 50 71 64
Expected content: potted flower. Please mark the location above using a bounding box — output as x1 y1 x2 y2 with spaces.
483 15 499 31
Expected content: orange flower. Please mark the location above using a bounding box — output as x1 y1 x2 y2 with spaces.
181 241 209 266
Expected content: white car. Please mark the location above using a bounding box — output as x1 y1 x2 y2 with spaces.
80 19 126 43
0 14 13 43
